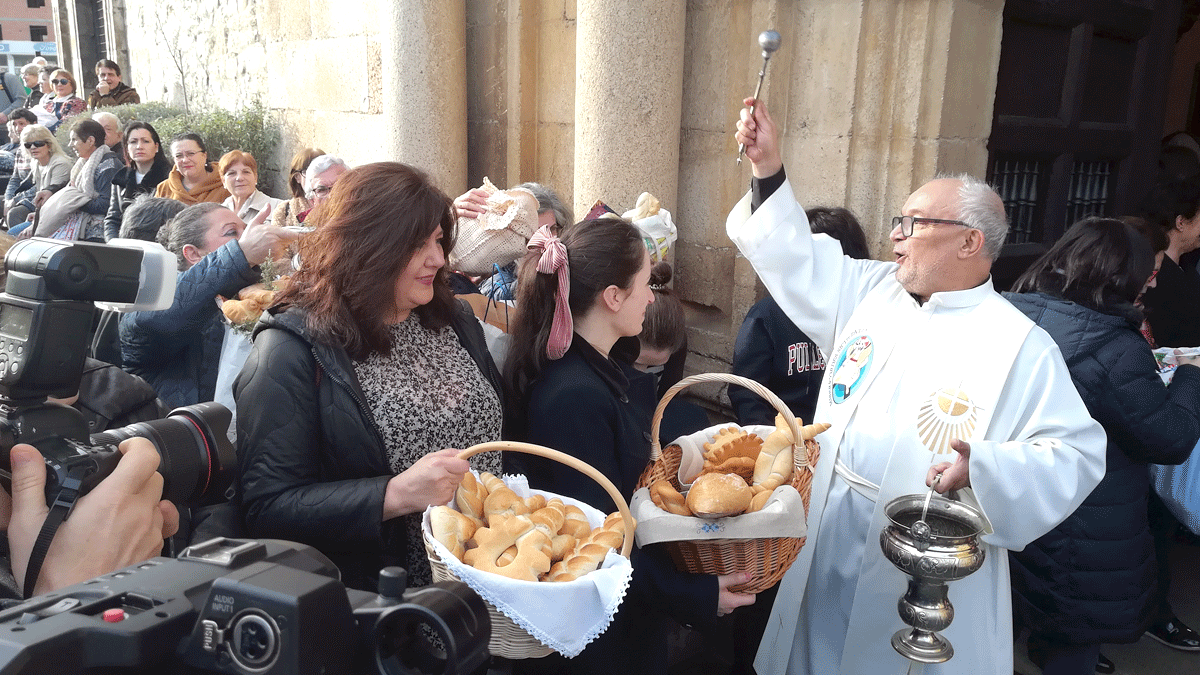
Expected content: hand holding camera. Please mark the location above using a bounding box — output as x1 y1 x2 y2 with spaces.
2 439 179 596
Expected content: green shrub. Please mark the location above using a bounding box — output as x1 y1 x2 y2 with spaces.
53 102 280 191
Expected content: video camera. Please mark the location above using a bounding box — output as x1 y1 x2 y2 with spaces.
0 239 237 591
0 537 491 674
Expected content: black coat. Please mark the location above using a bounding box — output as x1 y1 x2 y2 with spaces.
1004 292 1200 644
234 301 503 592
103 154 172 241
1141 254 1200 348
507 337 716 675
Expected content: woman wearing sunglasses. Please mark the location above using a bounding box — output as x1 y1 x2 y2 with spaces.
38 70 85 133
3 124 71 232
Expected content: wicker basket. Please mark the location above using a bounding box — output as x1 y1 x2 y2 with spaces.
424 441 636 660
635 373 820 594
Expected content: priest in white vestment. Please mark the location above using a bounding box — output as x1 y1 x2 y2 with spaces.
728 98 1108 675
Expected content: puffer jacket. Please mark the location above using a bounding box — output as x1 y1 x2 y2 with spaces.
119 240 258 408
234 301 503 592
1004 291 1200 644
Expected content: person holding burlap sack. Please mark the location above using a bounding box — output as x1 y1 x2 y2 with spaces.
25 119 121 242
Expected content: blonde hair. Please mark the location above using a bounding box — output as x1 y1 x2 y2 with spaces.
19 124 69 161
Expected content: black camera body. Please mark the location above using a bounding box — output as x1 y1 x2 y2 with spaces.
0 239 235 508
0 538 491 675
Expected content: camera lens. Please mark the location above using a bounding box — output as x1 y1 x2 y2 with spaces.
90 401 235 505
374 583 490 675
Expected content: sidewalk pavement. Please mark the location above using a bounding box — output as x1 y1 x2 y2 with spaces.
1014 535 1200 675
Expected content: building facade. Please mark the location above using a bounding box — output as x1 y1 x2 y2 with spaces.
1 0 57 73
49 0 1194 407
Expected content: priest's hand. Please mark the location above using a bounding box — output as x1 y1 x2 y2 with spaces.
735 97 782 179
926 439 970 493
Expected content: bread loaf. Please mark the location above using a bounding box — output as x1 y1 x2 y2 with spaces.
686 473 753 519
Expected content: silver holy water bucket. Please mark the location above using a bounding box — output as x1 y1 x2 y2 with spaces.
878 493 987 664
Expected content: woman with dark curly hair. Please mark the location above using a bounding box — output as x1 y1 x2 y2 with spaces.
235 162 504 592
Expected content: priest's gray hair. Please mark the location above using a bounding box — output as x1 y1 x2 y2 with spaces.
943 173 1008 260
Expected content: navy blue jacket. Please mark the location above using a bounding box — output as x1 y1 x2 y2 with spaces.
508 337 717 675
119 240 259 408
730 295 826 426
1004 291 1200 644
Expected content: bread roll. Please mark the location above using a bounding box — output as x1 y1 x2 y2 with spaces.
704 456 756 481
221 298 263 324
650 479 692 516
456 473 487 520
686 473 753 518
752 414 795 494
560 505 591 539
745 488 773 514
463 515 551 582
430 506 477 561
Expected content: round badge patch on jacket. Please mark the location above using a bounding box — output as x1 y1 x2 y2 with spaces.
828 334 874 404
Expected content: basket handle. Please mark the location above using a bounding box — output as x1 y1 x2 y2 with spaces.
458 441 635 558
650 373 809 468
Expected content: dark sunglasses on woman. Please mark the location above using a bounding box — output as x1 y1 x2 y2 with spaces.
51 79 70 86
23 141 47 149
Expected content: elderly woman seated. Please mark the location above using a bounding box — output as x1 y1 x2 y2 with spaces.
28 119 122 242
119 203 298 409
219 150 281 224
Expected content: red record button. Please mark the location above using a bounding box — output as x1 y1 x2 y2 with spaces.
102 608 126 623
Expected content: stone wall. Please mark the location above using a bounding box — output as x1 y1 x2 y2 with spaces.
114 0 1005 407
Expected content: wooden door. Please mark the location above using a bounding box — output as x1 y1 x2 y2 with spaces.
986 0 1182 289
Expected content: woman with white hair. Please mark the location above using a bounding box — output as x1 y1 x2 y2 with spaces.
4 123 71 232
19 64 42 109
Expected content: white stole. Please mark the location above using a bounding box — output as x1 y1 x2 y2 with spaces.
763 279 1032 674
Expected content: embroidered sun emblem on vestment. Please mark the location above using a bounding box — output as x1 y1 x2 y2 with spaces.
916 387 978 454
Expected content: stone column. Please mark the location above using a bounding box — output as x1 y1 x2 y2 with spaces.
382 0 468 195
573 0 687 219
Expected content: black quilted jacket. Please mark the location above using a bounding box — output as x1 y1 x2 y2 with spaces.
1004 291 1200 644
119 240 259 408
233 301 502 592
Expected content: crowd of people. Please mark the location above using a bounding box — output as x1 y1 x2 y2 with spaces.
0 56 1195 675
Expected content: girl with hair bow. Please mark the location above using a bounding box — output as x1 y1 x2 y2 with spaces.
503 218 755 675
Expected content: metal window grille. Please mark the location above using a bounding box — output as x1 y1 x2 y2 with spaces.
92 0 109 59
1064 160 1112 226
989 157 1042 244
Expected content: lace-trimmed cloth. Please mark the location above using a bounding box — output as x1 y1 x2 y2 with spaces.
354 314 502 584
